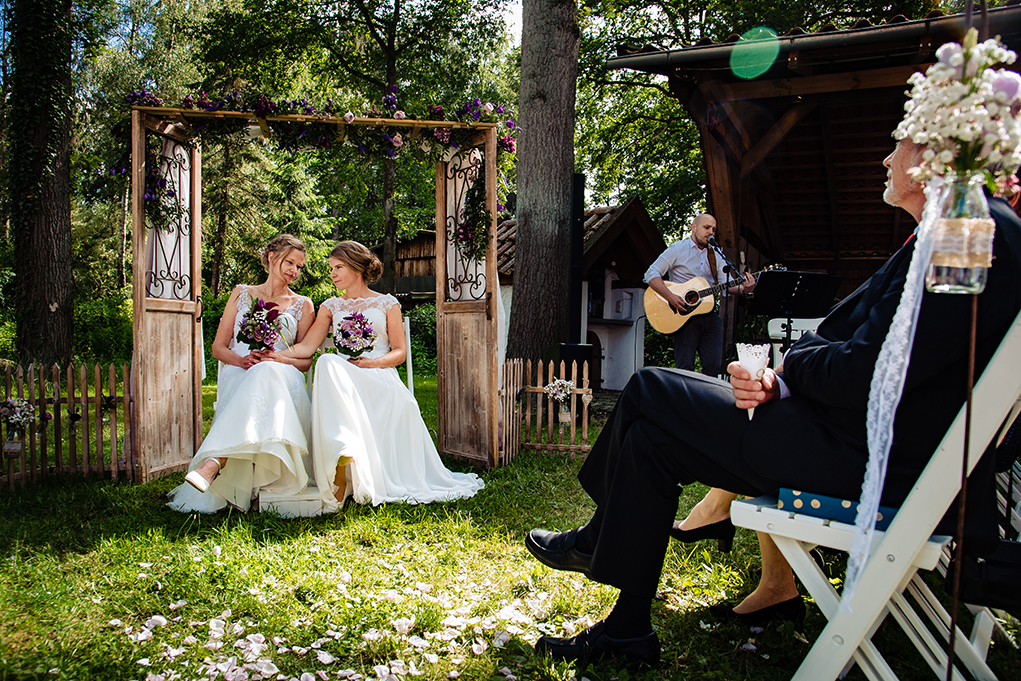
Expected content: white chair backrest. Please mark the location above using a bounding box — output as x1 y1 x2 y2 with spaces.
767 317 824 367
403 316 414 396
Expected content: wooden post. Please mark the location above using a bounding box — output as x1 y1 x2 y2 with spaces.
94 364 103 477
108 365 119 481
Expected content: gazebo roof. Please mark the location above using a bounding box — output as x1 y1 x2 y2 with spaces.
607 4 1021 296
496 195 666 284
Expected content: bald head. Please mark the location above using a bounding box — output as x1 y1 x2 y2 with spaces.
690 213 717 248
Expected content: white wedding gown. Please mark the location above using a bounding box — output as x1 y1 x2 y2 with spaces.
167 285 313 513
312 294 484 510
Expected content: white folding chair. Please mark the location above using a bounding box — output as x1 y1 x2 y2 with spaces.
732 309 1021 681
767 317 825 368
403 316 414 396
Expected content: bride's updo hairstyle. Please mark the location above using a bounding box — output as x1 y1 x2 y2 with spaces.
261 234 306 273
331 241 383 285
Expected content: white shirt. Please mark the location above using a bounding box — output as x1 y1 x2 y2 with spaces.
644 237 719 287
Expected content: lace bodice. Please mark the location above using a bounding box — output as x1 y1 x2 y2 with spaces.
232 284 309 354
322 294 399 360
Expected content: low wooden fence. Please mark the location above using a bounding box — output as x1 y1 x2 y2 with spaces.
2 363 136 489
500 359 592 465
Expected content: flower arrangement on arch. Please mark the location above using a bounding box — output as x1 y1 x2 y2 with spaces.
544 379 575 404
895 27 1021 183
236 298 288 352
329 312 377 358
455 178 493 263
1 397 35 434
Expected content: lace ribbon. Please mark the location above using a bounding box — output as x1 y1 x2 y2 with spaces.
841 176 943 612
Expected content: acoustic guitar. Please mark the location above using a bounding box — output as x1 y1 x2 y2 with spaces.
644 266 785 335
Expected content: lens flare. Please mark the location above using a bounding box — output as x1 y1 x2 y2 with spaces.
730 27 780 80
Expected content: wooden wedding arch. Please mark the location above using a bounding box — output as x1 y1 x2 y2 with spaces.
129 107 503 480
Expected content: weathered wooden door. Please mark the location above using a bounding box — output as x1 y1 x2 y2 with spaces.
435 131 500 468
130 111 204 481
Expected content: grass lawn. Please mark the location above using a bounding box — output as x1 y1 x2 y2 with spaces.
1 376 1019 680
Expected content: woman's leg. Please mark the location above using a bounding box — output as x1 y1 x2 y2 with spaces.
731 532 799 613
676 487 738 530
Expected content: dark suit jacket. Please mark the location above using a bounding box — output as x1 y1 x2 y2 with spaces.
744 198 1021 509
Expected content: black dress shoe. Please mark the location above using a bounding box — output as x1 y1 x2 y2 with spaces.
708 595 806 627
535 620 660 666
669 518 736 552
524 528 592 577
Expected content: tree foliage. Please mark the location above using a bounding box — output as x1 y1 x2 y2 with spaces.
574 0 944 236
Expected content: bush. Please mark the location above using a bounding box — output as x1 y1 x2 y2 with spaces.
406 302 437 375
73 293 134 364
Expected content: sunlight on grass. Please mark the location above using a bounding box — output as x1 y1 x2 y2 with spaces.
1 375 1018 680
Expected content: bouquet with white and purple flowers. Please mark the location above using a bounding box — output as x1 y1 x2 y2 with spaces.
330 312 377 358
236 298 287 352
1 397 35 433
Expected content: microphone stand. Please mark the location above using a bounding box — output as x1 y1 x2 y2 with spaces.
708 238 744 289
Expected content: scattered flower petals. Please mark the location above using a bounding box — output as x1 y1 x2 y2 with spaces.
137 658 151 666
169 599 187 610
316 650 335 664
471 638 487 655
740 641 758 652
109 619 122 627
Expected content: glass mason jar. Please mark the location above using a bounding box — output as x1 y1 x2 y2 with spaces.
926 173 995 295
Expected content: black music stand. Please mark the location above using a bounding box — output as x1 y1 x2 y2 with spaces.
749 270 843 356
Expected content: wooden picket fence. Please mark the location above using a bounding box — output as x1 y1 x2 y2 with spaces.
500 358 592 465
2 363 136 490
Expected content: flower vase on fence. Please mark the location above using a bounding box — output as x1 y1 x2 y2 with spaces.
558 403 571 424
927 173 995 294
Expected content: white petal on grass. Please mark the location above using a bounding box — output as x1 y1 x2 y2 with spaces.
493 630 511 647
183 636 198 645
372 665 390 678
169 599 187 610
448 672 460 679
48 670 58 676
338 571 352 583
406 635 429 648
300 674 316 681
415 582 433 592
361 629 381 642
145 615 168 629
204 640 224 651
471 638 488 655
392 617 415 635
740 641 758 652
389 660 407 675
137 658 151 666
317 671 330 681
423 653 439 664
316 650 335 664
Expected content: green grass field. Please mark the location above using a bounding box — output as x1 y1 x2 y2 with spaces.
1 376 1018 680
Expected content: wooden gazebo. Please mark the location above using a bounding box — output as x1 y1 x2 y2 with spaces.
129 108 505 479
608 5 1021 300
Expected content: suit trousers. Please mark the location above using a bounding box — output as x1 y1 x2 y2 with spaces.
577 367 780 598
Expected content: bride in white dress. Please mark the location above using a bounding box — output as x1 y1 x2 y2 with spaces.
168 235 315 513
274 240 484 510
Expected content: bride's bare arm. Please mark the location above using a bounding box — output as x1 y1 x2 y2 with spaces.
274 304 333 360
348 304 407 369
261 298 316 371
212 287 260 369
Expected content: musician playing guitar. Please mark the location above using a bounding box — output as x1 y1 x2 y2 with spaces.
644 213 756 376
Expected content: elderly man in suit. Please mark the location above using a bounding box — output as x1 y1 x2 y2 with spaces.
524 139 1021 666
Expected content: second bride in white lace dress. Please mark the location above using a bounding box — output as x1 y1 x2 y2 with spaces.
275 241 484 510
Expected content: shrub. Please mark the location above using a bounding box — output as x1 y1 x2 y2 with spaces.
406 302 437 375
73 293 134 364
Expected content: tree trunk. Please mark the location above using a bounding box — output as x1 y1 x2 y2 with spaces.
379 155 397 294
9 0 74 366
210 142 232 299
507 0 579 360
118 181 129 289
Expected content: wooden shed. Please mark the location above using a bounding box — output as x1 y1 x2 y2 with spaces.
607 5 1021 300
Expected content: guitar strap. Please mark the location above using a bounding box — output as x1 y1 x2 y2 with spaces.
706 247 719 283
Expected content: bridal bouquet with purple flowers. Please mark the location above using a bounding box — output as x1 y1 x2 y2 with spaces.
236 298 286 352
330 312 377 358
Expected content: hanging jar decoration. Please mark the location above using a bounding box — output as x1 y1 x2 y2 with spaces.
926 173 996 294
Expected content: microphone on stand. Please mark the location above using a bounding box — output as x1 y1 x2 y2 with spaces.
707 236 721 250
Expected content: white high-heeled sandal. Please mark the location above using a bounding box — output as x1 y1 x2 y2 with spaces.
185 458 222 493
